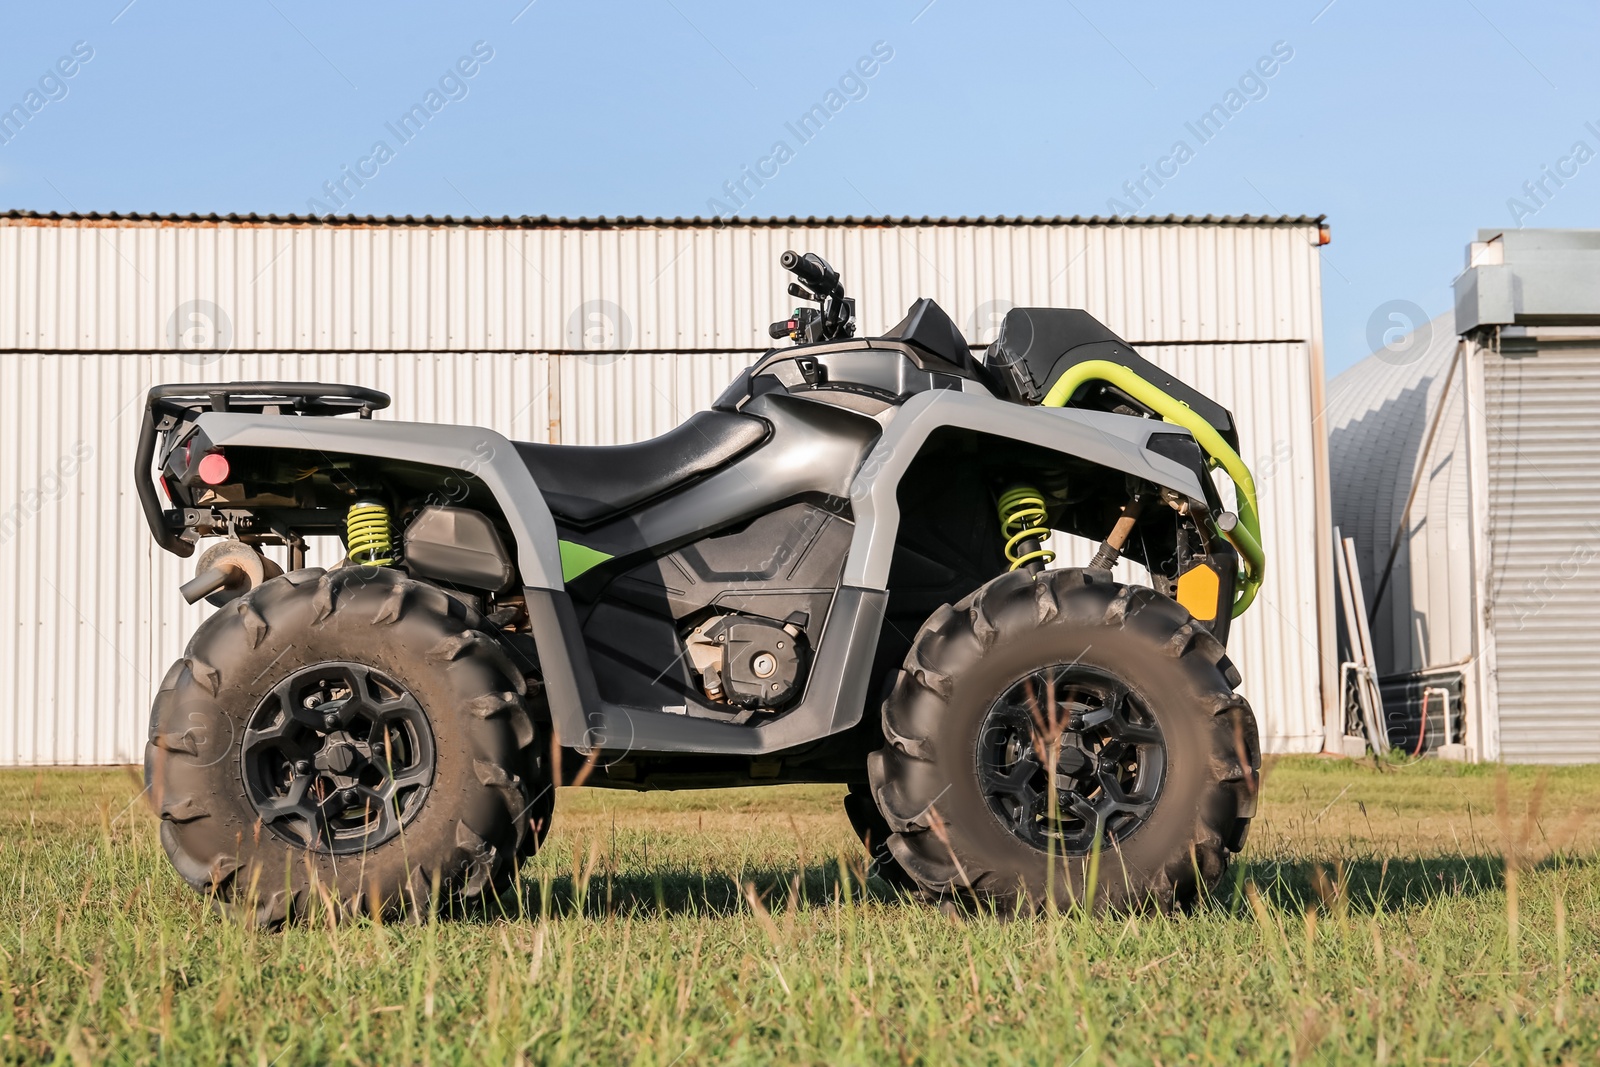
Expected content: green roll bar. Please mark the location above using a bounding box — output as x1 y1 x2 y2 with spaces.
1041 360 1264 616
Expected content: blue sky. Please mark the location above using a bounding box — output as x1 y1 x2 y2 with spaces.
2 0 1596 373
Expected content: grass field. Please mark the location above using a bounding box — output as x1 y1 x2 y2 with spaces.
2 757 1597 1065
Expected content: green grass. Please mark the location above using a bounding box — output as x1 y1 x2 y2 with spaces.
2 758 1598 1065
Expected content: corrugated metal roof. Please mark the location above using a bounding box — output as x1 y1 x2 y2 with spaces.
0 210 1327 230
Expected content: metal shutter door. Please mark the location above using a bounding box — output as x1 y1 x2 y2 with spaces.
1485 343 1600 762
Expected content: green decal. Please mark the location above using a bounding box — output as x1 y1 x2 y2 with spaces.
558 539 613 582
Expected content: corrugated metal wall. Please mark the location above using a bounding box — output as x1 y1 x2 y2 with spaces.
1483 341 1600 763
0 215 1330 764
0 218 1322 353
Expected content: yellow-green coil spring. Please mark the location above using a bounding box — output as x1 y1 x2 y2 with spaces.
997 485 1055 571
346 502 395 566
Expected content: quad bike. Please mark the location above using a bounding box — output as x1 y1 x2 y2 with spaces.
137 250 1262 922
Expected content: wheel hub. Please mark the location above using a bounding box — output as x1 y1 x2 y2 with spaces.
975 664 1166 853
1055 745 1093 779
240 662 436 854
315 738 358 774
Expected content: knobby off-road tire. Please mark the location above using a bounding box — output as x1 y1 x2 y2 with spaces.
145 567 548 924
868 568 1260 913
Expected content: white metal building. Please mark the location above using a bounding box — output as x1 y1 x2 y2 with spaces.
1329 228 1600 763
0 211 1335 765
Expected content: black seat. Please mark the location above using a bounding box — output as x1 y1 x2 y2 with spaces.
514 410 769 525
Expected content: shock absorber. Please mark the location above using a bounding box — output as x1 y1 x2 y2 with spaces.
346 501 395 566
1088 496 1145 571
997 485 1056 574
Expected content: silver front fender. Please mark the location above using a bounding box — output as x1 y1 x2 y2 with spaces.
842 389 1207 588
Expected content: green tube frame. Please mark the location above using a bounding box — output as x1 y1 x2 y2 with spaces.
1041 360 1264 616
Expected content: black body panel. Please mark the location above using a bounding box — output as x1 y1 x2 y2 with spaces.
579 501 851 712
514 410 770 525
402 505 515 593
716 340 977 419
880 297 993 383
604 501 851 627
552 584 886 778
985 307 1240 450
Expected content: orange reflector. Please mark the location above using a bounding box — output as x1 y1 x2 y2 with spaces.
1176 562 1220 620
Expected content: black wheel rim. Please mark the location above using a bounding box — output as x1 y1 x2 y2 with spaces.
976 664 1165 853
240 662 435 854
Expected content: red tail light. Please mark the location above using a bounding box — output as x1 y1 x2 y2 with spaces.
198 452 231 485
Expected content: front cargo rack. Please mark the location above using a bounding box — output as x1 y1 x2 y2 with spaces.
136 382 392 556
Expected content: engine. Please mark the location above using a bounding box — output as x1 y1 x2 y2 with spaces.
684 613 807 709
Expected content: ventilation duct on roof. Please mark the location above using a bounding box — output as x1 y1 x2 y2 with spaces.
1455 228 1600 332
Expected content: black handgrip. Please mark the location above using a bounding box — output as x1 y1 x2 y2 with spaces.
780 250 838 295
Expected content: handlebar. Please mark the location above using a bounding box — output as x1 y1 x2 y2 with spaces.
771 250 854 345
780 250 839 296
769 308 821 339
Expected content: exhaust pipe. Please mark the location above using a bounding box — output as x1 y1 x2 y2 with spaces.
180 540 283 606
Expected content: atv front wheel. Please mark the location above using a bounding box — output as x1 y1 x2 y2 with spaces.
868 568 1259 913
145 567 546 924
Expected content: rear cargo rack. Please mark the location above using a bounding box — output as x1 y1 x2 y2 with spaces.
145 381 391 419
137 382 392 556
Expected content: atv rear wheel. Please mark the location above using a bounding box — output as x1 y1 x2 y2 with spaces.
868 568 1259 913
145 567 546 924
